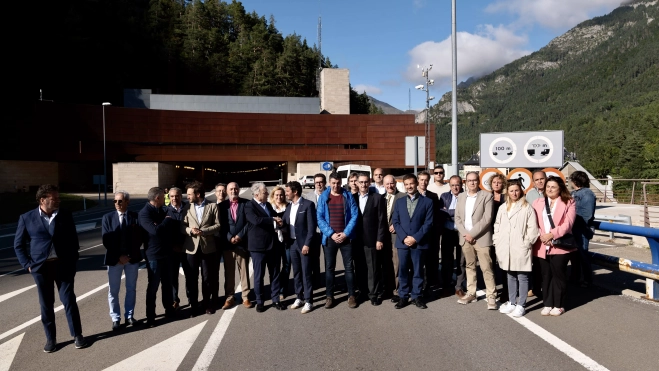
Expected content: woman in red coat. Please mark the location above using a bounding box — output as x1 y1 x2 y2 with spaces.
531 176 576 316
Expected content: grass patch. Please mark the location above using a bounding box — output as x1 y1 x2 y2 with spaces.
0 192 97 225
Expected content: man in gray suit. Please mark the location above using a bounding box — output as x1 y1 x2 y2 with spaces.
303 173 327 289
454 171 497 309
383 175 406 302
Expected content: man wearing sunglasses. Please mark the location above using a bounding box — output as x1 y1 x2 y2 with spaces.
102 191 144 331
427 166 450 195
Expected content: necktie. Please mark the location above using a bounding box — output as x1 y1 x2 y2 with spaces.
120 214 127 229
386 194 394 220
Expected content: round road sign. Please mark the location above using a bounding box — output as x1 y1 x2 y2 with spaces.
542 167 565 181
479 168 504 192
507 168 533 194
488 137 517 165
321 162 333 171
524 136 554 164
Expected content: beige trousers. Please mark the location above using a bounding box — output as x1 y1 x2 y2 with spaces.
462 242 496 299
223 248 251 300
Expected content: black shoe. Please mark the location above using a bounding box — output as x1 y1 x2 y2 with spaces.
43 339 56 353
371 298 381 306
126 317 140 327
256 303 265 313
74 335 88 349
395 298 408 309
390 295 400 303
145 318 157 328
414 299 428 309
165 309 176 319
112 320 121 331
273 302 286 311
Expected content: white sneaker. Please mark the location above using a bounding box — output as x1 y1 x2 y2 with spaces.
499 302 516 314
301 302 312 314
549 307 565 316
541 307 552 316
290 299 303 309
511 305 526 318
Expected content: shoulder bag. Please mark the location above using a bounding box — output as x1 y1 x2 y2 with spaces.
544 197 578 249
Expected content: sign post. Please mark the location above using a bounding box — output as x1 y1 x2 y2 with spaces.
405 136 425 175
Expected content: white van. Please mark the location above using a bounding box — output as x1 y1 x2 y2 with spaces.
336 164 372 186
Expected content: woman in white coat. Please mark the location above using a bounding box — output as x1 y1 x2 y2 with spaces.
493 180 540 317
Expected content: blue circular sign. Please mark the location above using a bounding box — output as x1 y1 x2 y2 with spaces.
322 162 333 171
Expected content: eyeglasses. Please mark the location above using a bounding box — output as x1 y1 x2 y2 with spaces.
113 200 124 204
434 171 444 175
314 181 325 184
357 181 369 184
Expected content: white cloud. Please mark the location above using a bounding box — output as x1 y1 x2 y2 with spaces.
413 0 427 9
405 25 531 86
353 84 382 95
485 0 622 30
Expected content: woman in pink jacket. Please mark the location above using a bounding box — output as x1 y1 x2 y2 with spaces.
532 176 576 316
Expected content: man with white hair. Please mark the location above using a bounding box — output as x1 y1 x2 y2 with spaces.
245 183 286 312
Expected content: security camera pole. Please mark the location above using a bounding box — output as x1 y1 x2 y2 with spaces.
415 66 434 170
451 0 459 176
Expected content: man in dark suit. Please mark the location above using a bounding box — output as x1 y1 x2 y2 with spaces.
218 182 252 309
166 187 190 311
302 173 327 289
392 174 434 309
383 175 406 302
353 173 387 306
102 190 143 331
282 181 317 313
417 171 441 298
245 182 286 312
438 175 467 298
14 184 87 352
138 186 176 327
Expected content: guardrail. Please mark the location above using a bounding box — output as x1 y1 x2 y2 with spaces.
591 221 659 301
593 215 631 239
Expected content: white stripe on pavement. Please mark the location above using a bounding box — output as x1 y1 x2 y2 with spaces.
0 333 24 371
192 260 254 370
474 289 609 370
0 244 104 279
0 285 36 303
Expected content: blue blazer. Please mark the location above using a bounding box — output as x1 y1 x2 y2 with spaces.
101 210 143 266
219 198 249 251
138 203 175 261
391 194 434 250
282 197 317 250
14 208 80 272
245 199 278 252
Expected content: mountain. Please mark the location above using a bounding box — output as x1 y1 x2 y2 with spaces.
368 95 405 114
432 0 659 178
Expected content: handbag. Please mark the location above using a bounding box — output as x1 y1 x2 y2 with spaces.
544 197 578 249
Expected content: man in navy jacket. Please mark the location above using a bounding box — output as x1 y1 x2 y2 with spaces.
14 184 87 352
102 190 143 330
138 186 176 326
392 174 434 309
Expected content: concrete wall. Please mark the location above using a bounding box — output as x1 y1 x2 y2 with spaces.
0 160 58 193
320 69 350 114
113 162 176 195
147 94 319 114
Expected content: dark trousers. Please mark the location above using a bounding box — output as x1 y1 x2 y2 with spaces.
490 246 509 297
352 241 368 296
398 248 426 300
251 249 281 305
187 250 219 308
538 254 570 308
289 242 313 302
440 230 466 290
382 235 397 297
171 251 191 304
531 256 543 299
362 245 383 299
32 260 82 340
146 257 173 320
310 232 323 289
324 239 355 297
279 244 291 296
569 233 593 284
423 238 440 291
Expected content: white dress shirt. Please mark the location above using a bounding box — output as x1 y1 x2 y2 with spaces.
464 192 478 231
194 199 206 222
289 198 301 239
359 193 369 213
444 193 458 230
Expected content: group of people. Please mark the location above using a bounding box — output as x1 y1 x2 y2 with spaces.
13 168 596 353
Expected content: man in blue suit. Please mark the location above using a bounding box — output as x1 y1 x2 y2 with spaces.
245 182 286 313
102 190 143 331
282 181 317 314
392 174 434 309
14 184 87 352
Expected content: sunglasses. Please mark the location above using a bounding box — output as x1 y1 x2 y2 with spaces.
113 200 124 204
434 171 444 175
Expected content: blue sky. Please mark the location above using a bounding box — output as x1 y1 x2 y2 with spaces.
239 0 624 111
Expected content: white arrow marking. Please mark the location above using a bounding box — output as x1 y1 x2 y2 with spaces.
0 285 36 303
0 333 24 371
102 321 207 371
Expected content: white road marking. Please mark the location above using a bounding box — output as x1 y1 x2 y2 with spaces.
0 333 24 371
590 242 616 247
102 321 208 371
0 285 36 303
0 244 104 279
192 260 254 370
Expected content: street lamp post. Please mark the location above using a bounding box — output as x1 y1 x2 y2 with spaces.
415 65 435 170
102 102 112 206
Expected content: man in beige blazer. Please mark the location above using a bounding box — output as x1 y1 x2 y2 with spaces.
182 181 221 316
454 171 497 309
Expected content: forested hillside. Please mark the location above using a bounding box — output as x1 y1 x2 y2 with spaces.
433 1 659 178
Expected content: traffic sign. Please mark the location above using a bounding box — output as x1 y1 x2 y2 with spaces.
479 168 504 192
488 137 517 165
481 131 563 168
506 168 533 194
542 167 565 181
321 162 333 171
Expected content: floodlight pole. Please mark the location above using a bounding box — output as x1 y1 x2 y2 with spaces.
102 102 112 206
451 0 458 176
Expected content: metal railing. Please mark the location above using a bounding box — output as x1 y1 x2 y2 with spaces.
593 215 631 239
591 221 659 301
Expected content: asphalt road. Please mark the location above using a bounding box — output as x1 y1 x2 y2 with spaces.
1 190 658 371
